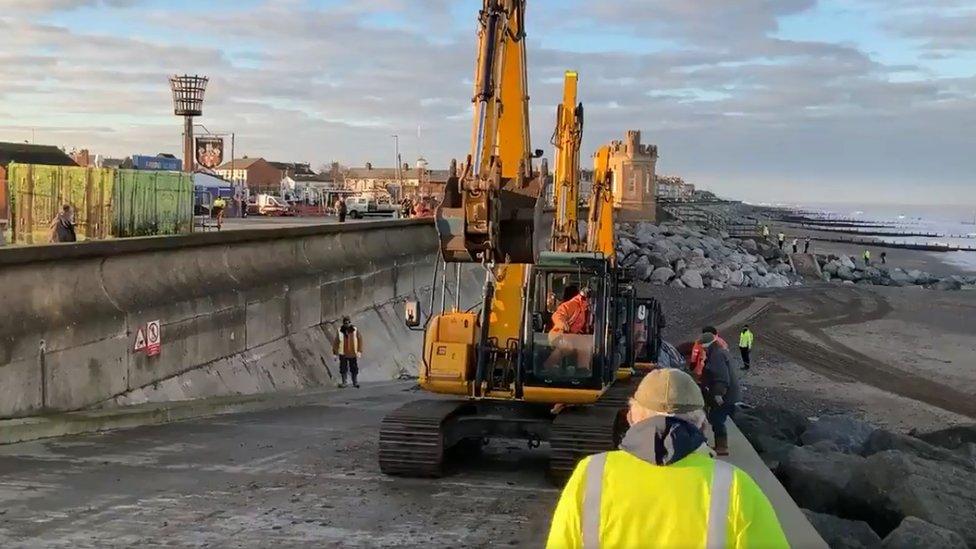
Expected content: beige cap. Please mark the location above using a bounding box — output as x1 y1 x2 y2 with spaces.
632 368 705 414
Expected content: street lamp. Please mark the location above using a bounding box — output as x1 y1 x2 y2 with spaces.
392 134 401 201
169 74 209 172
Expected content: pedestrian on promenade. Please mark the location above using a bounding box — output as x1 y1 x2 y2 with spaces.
804 236 811 254
701 329 739 456
791 238 798 254
212 196 226 230
546 368 787 549
762 225 770 241
863 249 871 266
49 204 77 243
777 232 785 250
880 251 887 265
332 316 363 388
336 197 347 223
739 325 754 371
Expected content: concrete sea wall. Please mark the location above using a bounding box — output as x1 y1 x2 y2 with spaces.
0 220 481 419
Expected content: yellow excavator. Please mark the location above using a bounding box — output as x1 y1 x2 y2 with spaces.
379 1 645 481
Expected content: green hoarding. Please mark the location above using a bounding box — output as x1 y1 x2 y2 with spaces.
7 164 193 244
112 169 193 237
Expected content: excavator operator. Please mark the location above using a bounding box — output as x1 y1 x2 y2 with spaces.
544 285 593 372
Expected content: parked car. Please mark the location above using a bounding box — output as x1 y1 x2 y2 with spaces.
248 194 293 216
345 195 397 219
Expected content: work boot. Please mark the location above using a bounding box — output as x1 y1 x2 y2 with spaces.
354 383 360 388
714 435 730 456
337 380 347 388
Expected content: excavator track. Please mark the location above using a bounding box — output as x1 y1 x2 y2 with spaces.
549 406 624 482
378 399 469 478
548 378 637 482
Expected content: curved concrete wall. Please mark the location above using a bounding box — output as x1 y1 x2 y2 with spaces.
0 220 482 419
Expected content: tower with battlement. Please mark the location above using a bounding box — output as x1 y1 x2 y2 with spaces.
607 130 658 221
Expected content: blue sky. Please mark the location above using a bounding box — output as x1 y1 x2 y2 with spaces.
1 0 974 205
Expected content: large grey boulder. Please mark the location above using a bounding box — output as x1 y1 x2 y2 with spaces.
840 256 856 270
931 278 963 291
631 256 654 281
773 262 793 274
836 266 856 281
823 260 841 275
668 278 686 289
738 406 811 445
862 429 974 469
647 252 671 269
801 415 877 454
741 239 759 253
779 446 865 513
618 237 638 256
881 517 967 549
709 280 725 290
649 267 675 285
674 258 687 273
728 270 745 286
803 510 881 549
912 423 976 450
846 450 976 545
889 268 913 285
680 269 705 289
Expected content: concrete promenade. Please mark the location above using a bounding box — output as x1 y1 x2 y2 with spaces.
0 381 823 548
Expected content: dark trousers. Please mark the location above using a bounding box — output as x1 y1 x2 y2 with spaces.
804 243 810 253
709 401 736 439
338 213 346 223
739 346 751 368
778 240 784 249
792 245 797 253
339 356 358 384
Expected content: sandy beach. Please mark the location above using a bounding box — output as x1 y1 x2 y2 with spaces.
653 239 976 433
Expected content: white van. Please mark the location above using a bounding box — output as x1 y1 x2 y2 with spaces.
345 196 397 219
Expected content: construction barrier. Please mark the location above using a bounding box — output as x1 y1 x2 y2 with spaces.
5 164 192 244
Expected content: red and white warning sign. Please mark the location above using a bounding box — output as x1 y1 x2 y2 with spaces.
146 320 161 357
133 326 147 352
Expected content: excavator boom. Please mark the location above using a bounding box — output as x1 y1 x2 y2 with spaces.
436 0 545 265
588 145 617 262
550 71 583 253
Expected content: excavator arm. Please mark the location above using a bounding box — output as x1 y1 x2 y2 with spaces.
436 0 546 265
550 71 584 253
588 145 617 263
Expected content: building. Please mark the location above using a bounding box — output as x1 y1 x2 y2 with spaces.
215 157 282 193
606 130 658 221
656 175 696 201
341 160 449 199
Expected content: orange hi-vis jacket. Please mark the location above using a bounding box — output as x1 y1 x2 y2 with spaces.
551 295 589 334
690 335 727 380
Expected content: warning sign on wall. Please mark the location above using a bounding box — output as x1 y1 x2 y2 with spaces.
133 327 147 352
146 320 161 357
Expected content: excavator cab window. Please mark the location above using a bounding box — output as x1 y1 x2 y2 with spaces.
524 268 606 389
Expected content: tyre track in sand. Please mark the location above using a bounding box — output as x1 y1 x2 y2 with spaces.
753 286 976 418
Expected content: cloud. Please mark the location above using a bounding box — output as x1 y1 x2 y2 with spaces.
0 0 973 205
0 0 138 12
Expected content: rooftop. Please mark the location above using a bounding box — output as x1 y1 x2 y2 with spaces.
0 142 77 168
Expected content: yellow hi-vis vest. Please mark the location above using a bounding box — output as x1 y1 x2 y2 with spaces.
739 330 754 349
547 451 788 549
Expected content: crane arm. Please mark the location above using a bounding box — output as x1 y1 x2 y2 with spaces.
550 71 583 253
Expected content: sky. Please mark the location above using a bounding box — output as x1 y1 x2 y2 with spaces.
0 0 974 205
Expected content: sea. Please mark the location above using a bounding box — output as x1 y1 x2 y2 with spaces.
772 202 976 272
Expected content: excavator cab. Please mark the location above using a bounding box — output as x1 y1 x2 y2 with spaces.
524 252 613 390
632 296 666 372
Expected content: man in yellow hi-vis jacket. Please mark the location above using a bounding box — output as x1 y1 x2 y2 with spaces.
546 368 788 549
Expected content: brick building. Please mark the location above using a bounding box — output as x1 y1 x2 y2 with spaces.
215 158 282 193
